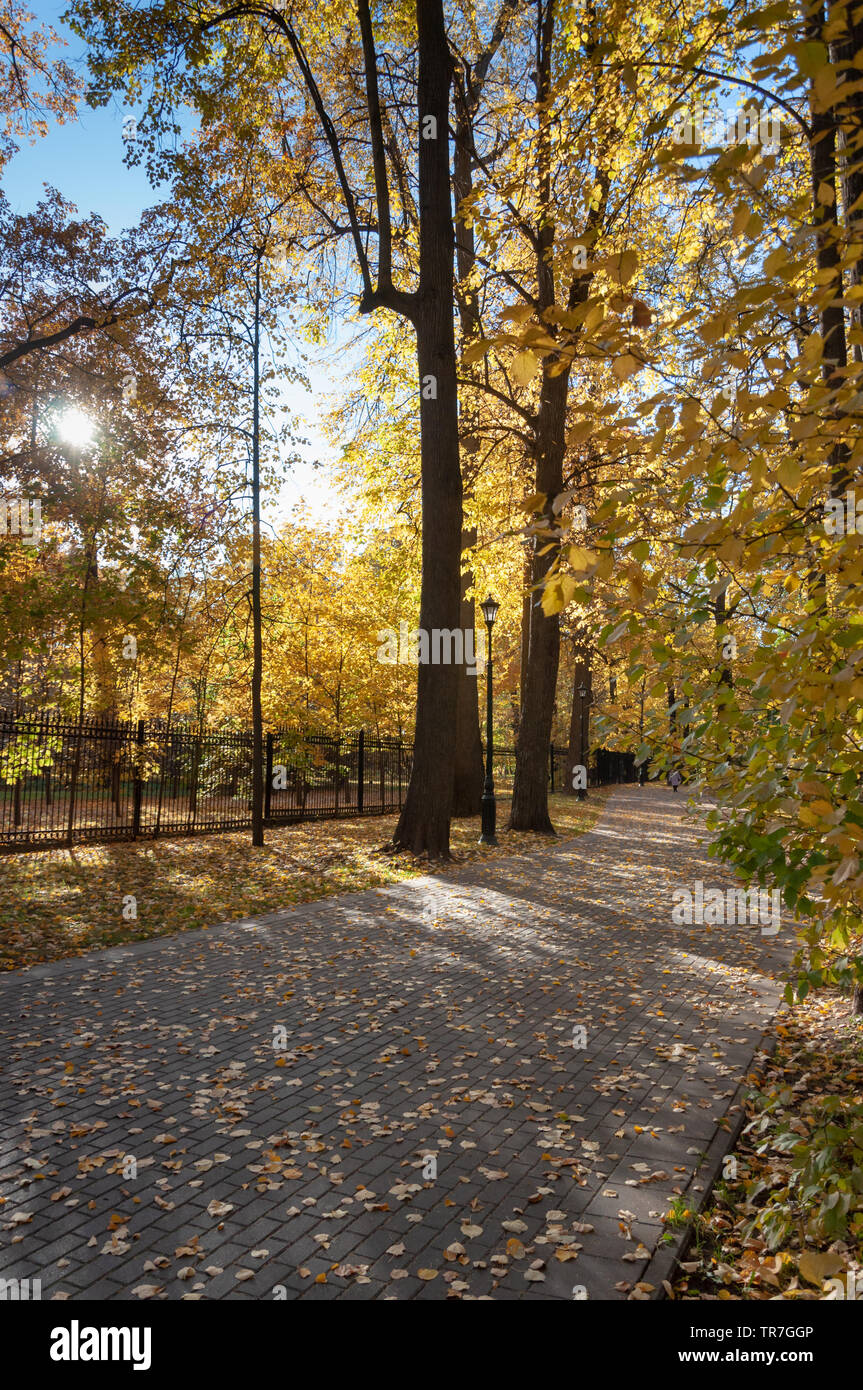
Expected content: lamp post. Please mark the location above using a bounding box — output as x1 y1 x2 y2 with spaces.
577 682 590 801
479 594 499 845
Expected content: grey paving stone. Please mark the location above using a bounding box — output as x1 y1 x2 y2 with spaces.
0 787 789 1300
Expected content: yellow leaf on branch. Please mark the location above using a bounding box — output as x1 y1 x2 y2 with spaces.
612 353 644 380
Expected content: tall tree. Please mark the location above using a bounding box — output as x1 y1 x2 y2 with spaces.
250 242 265 846
71 0 466 856
450 0 521 816
256 0 465 856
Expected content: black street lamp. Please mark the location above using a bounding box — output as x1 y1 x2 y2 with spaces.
577 682 590 800
479 595 499 845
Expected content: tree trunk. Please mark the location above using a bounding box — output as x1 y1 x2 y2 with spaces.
450 53 503 819
509 363 568 832
829 0 863 365
808 1 851 498
808 8 863 1023
451 524 483 816
715 585 733 701
250 247 265 848
509 0 582 832
391 0 463 857
518 545 531 733
566 626 592 794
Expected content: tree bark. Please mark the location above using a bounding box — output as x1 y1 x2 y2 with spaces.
807 1 850 497
715 585 733 701
450 10 519 817
518 545 531 730
452 524 484 816
508 0 605 830
828 0 863 365
250 247 265 848
822 2 863 1018
391 0 463 857
261 0 465 851
566 625 592 793
509 361 568 831
451 92 483 817
509 1 563 833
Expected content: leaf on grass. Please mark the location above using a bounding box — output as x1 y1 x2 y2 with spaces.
797 1251 845 1286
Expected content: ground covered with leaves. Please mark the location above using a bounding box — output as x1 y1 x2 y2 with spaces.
0 786 788 1301
671 991 863 1300
0 790 609 971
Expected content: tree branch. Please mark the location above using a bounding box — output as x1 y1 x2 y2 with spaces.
357 0 393 292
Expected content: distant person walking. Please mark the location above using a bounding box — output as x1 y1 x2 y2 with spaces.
669 769 682 794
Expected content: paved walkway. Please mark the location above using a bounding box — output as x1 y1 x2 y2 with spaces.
0 787 789 1300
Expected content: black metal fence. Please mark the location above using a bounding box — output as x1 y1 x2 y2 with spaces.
525 744 638 795
0 714 636 853
0 715 412 851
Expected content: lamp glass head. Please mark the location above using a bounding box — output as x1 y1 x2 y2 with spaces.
480 595 499 627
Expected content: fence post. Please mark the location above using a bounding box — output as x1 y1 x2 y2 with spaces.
131 719 145 839
265 731 273 821
66 716 84 846
357 729 364 814
186 733 201 832
153 719 166 836
549 742 555 792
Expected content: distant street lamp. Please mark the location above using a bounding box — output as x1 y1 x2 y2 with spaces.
479 595 500 845
577 682 590 801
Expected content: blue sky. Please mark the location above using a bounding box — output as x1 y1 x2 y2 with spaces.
4 2 157 230
5 0 346 523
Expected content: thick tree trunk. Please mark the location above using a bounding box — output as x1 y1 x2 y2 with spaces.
251 248 264 847
509 363 568 832
518 546 531 729
829 0 863 364
566 626 592 794
391 0 463 857
509 0 600 832
826 3 863 1020
450 4 522 816
450 146 483 817
450 63 495 819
